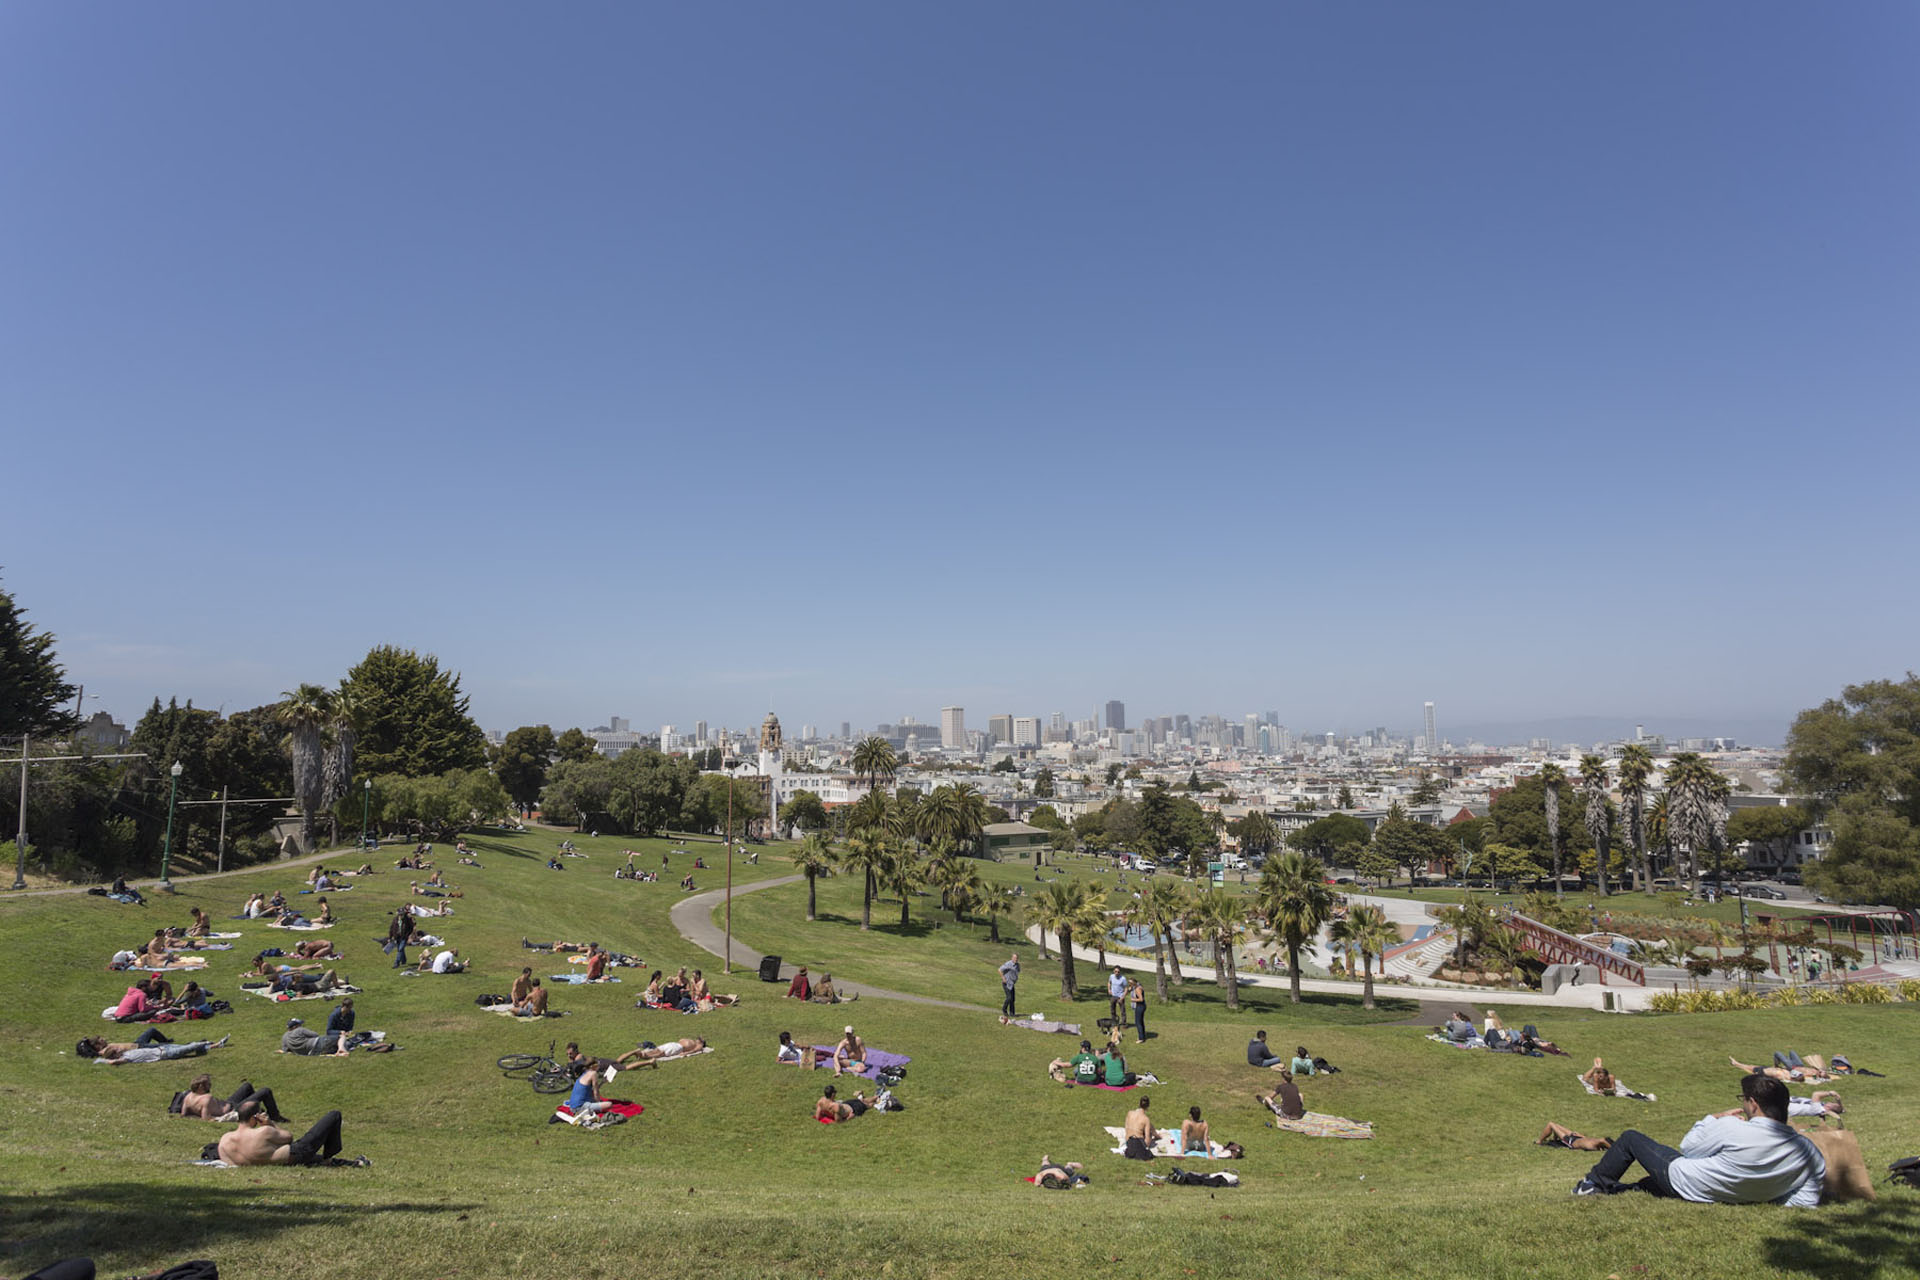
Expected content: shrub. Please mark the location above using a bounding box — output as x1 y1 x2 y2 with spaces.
1841 982 1893 1004
1899 980 1920 1003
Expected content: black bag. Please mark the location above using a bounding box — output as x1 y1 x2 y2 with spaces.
1890 1156 1920 1188
144 1262 219 1280
168 1091 187 1115
475 993 505 1006
758 955 783 983
1168 1167 1240 1188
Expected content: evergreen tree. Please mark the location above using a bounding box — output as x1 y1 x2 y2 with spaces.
0 581 79 738
341 646 487 778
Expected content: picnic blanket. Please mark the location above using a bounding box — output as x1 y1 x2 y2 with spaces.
168 944 233 953
1102 1126 1237 1159
481 1003 567 1019
568 954 644 968
1578 1072 1656 1102
239 983 360 1002
548 974 622 985
1425 1033 1487 1050
266 920 333 931
805 1046 910 1080
555 1099 643 1124
1269 1111 1375 1139
199 932 244 940
1008 1016 1081 1035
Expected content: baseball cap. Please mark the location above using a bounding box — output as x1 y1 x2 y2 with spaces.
287 1017 304 1028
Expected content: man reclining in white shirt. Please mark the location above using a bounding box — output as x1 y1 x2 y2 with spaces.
1574 1073 1825 1206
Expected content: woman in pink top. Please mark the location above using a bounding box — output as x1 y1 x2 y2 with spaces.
113 985 150 1019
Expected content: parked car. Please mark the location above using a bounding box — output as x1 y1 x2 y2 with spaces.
1741 885 1788 900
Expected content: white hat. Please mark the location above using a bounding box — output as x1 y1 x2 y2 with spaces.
844 1025 854 1034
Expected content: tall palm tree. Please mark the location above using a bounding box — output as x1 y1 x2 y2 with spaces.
981 882 1019 944
1191 889 1249 1010
1257 851 1334 1004
851 736 898 802
1648 792 1671 880
947 782 989 856
1029 879 1101 1000
836 832 891 931
1329 903 1398 1009
1133 878 1188 998
948 865 985 924
791 833 834 922
880 840 920 929
1666 753 1726 898
276 683 334 849
1616 744 1654 893
846 788 890 837
1539 763 1566 896
1579 754 1613 897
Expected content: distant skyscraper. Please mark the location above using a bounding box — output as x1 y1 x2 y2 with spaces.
694 719 707 746
941 706 967 750
1174 714 1191 741
1050 711 1066 732
1424 702 1437 754
610 716 629 733
1105 700 1126 733
1012 716 1041 747
841 721 851 741
987 714 1014 745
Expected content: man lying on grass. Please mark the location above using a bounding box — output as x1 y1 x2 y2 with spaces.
814 1083 872 1122
1574 1074 1824 1205
80 1033 230 1064
218 1102 367 1166
176 1074 288 1123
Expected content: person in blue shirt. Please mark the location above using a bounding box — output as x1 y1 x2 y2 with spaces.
1246 1030 1286 1069
325 997 355 1038
562 1062 610 1121
1575 1074 1824 1205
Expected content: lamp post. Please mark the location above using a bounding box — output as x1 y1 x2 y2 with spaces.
11 735 27 891
361 778 372 851
158 760 183 892
723 760 736 976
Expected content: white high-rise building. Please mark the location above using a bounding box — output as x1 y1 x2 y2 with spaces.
1012 716 1041 747
660 725 678 752
941 706 967 750
1424 702 1437 754
694 720 707 746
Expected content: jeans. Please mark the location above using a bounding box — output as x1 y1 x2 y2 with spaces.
391 942 408 968
1002 984 1017 1017
1133 1002 1147 1042
1585 1129 1682 1197
134 1027 174 1048
287 1110 344 1165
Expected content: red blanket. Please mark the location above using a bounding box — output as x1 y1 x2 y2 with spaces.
557 1100 644 1118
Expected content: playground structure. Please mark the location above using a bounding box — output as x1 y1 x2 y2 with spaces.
1505 912 1646 986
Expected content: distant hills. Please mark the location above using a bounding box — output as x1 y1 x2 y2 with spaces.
1441 715 1789 751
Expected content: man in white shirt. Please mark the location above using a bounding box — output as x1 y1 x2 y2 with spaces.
428 948 464 974
1575 1074 1825 1205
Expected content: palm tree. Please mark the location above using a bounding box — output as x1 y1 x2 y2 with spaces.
1257 851 1334 1004
981 883 1019 944
846 788 890 838
1617 744 1654 893
851 736 898 802
276 683 334 850
1666 753 1726 898
1329 903 1398 1009
1579 754 1612 898
1029 879 1101 1000
948 865 985 924
1133 878 1188 999
1539 763 1565 896
836 832 891 931
1191 889 1249 1010
790 833 834 922
947 782 989 856
924 840 965 912
880 840 920 929
1648 792 1672 881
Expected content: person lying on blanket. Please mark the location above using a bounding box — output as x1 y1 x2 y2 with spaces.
1035 1156 1089 1188
219 1102 366 1167
814 1083 871 1121
512 980 548 1018
1788 1091 1844 1118
1582 1059 1619 1095
178 1074 288 1123
80 1032 230 1064
288 938 341 961
1729 1054 1834 1083
563 1062 612 1120
1538 1122 1612 1151
615 1037 707 1067
1259 1070 1307 1120
522 938 594 953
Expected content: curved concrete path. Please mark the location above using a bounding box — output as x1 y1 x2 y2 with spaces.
670 875 988 1011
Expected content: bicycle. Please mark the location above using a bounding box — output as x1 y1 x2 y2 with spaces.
497 1039 572 1094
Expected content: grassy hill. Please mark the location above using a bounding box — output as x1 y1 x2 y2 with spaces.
2 828 1916 1280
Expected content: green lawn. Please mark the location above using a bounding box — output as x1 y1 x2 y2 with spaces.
4 830 1917 1280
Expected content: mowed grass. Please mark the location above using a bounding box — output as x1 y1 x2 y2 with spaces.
2 829 1918 1280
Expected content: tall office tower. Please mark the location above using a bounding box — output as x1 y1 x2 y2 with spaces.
1424 702 1437 754
1106 700 1126 733
987 714 1014 745
660 725 677 751
1264 710 1280 726
694 720 707 746
801 724 816 741
1245 714 1260 746
941 706 967 749
841 722 851 741
610 716 629 733
1174 714 1192 741
1050 711 1066 732
1012 716 1041 747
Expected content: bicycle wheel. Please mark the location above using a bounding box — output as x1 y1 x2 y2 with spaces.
498 1053 543 1075
530 1068 572 1094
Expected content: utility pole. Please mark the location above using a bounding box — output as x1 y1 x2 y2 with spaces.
216 785 230 874
724 764 735 975
12 736 26 891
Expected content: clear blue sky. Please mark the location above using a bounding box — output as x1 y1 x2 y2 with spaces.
4 3 1915 744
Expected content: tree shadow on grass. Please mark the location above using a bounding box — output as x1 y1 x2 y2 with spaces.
1760 1197 1920 1278
464 837 537 860
0 1182 481 1275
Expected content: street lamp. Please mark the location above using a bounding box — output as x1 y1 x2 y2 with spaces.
11 735 28 891
361 778 372 851
158 760 183 892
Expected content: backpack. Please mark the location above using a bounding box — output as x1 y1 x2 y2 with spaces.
1890 1156 1920 1189
873 1089 905 1112
874 1066 906 1088
475 993 506 1006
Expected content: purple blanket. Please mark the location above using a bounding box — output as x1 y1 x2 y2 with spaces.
808 1046 910 1080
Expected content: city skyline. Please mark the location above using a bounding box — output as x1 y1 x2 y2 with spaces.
5 5 1914 751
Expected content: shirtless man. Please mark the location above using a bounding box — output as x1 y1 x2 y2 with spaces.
832 1026 867 1078
1730 1055 1833 1083
1035 1156 1088 1188
510 967 535 1006
615 1036 707 1067
814 1083 869 1121
218 1103 365 1166
688 970 736 1006
512 979 548 1017
178 1074 287 1123
1121 1096 1156 1159
187 907 212 938
82 1033 230 1064
290 938 340 960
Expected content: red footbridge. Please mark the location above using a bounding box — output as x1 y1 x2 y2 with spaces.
1506 913 1646 986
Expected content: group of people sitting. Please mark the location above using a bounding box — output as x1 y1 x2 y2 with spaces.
171 1069 368 1166
776 1026 868 1075
640 967 737 1012
1119 1095 1243 1160
244 953 351 996
1246 1029 1336 1076
783 966 856 1004
1049 1039 1160 1089
110 974 221 1021
1441 1010 1565 1055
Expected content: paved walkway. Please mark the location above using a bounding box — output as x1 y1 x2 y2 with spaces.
670 876 988 1011
1 841 371 900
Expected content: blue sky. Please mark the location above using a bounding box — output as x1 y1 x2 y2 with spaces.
4 2 1915 744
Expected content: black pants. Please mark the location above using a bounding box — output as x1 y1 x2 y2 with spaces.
134 1027 172 1047
226 1081 284 1121
1123 1135 1154 1160
1584 1129 1681 1196
287 1110 344 1165
1002 985 1017 1017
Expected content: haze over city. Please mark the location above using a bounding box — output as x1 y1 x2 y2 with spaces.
4 3 1915 741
